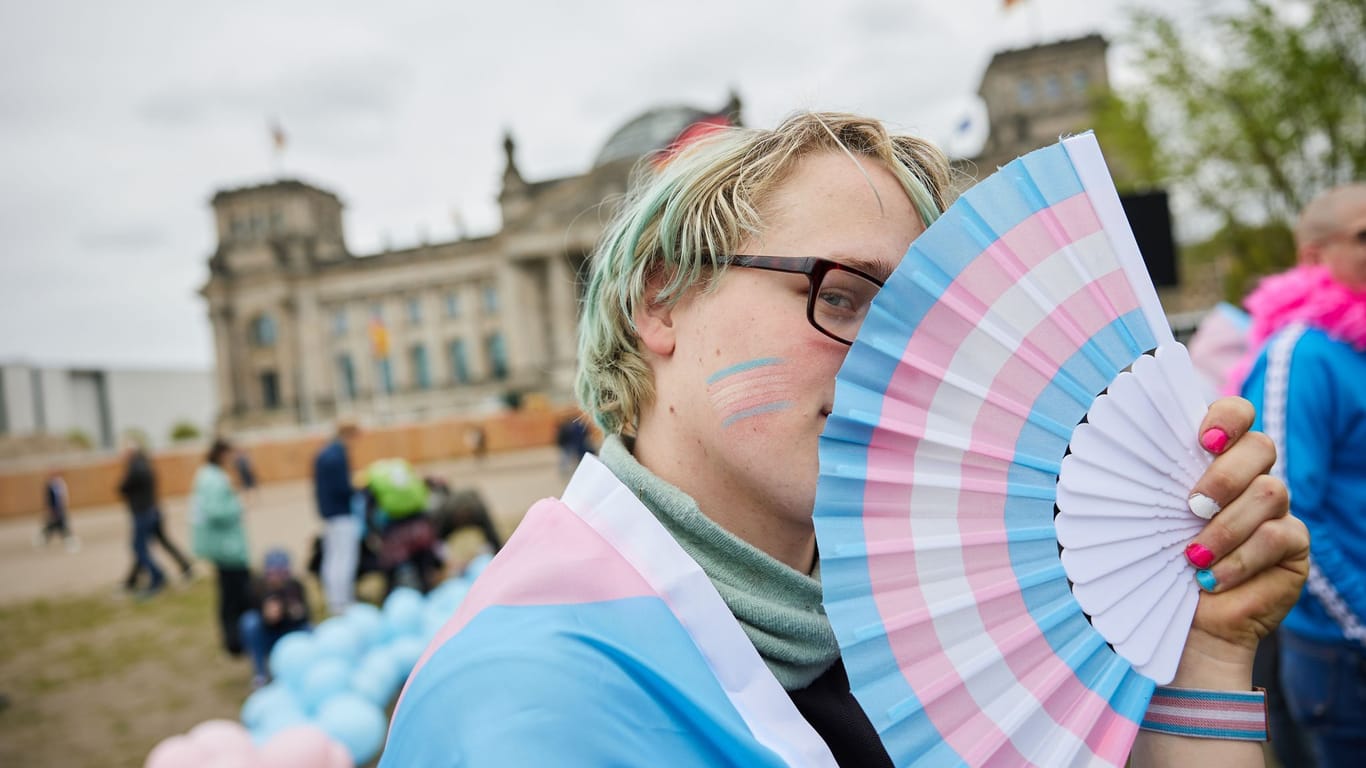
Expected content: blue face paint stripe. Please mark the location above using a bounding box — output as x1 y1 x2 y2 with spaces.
706 357 784 385
720 401 794 428
721 396 797 426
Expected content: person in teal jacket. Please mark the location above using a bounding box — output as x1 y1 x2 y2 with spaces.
192 438 251 655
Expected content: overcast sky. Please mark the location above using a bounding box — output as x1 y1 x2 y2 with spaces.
0 0 1245 370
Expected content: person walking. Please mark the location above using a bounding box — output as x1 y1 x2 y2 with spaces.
313 421 360 614
36 470 80 552
191 438 252 655
118 438 193 594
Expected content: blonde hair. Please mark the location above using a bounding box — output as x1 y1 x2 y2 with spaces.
575 111 953 434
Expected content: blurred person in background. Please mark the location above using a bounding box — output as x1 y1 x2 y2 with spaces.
1238 182 1366 767
36 469 79 552
381 112 1310 766
238 548 311 689
313 420 360 614
234 447 260 506
191 437 251 655
118 435 192 596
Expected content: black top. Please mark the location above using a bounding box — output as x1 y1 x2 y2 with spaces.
117 452 157 514
788 658 893 767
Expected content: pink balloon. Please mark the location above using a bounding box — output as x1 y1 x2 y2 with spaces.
325 740 355 768
144 735 211 768
259 725 337 768
188 719 256 757
202 753 257 768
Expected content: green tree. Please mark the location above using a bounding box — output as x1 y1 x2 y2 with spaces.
1097 0 1366 300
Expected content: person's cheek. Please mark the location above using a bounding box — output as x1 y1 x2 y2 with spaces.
707 356 796 428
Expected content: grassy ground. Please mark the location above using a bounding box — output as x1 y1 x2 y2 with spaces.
0 578 253 768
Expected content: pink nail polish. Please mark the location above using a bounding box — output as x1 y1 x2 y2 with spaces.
1185 542 1215 569
1201 427 1229 454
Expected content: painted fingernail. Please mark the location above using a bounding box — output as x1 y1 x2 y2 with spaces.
1195 569 1218 592
1188 493 1221 520
1201 427 1230 454
1185 542 1215 569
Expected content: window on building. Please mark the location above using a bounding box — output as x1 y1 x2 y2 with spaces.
1044 74 1062 101
332 309 348 336
485 333 508 381
337 355 357 399
1017 79 1035 107
444 291 461 319
410 344 431 390
230 216 248 238
1072 69 1089 92
407 296 423 325
260 371 280 409
375 358 395 395
250 314 277 347
482 284 499 315
270 209 285 232
448 339 470 384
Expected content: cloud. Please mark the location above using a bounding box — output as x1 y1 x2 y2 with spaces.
78 225 167 252
139 55 411 128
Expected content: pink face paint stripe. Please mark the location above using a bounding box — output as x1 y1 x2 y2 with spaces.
709 371 793 409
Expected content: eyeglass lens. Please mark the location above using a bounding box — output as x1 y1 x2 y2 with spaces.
813 269 882 343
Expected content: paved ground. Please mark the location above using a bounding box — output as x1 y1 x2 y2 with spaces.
0 446 569 605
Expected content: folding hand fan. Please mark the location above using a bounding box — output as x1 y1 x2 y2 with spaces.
815 132 1213 767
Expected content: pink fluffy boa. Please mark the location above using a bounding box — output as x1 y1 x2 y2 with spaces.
1224 265 1366 395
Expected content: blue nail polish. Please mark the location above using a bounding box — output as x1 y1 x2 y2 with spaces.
1196 569 1218 592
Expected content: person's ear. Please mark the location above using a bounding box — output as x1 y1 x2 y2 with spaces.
634 274 678 358
1298 241 1323 266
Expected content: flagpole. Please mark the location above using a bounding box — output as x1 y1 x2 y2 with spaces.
269 118 287 179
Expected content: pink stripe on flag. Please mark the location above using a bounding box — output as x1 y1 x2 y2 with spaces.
397 497 656 708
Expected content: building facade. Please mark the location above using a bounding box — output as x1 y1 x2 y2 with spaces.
203 100 739 431
968 34 1110 175
205 36 1161 432
0 362 214 455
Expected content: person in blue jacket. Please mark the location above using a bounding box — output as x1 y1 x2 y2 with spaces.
313 420 360 614
1240 182 1366 767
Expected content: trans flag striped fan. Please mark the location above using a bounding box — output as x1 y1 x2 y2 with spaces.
815 132 1214 767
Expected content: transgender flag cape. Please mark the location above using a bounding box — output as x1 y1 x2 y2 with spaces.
380 455 838 767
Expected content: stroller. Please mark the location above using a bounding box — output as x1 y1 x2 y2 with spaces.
308 461 500 597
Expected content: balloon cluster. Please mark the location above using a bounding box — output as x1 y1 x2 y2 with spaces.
145 720 350 768
145 553 490 768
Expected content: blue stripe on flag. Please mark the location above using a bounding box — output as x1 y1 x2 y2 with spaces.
382 598 788 767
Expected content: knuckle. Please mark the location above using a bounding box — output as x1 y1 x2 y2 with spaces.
1242 431 1277 464
1250 474 1290 512
1200 466 1240 501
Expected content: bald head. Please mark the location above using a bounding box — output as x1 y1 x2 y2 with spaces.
1296 183 1366 288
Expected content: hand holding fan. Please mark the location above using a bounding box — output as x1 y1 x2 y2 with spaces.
815 133 1214 766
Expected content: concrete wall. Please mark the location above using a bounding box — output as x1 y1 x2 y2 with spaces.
0 364 214 450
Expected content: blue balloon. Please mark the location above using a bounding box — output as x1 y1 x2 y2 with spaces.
240 682 300 729
248 700 310 745
464 552 494 580
349 655 400 707
316 692 388 765
382 587 426 639
313 617 362 661
344 603 386 650
268 630 317 690
300 656 352 712
386 635 428 679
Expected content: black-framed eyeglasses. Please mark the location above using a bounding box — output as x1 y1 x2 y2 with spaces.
714 254 884 345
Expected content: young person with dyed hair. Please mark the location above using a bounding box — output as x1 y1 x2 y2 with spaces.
382 113 1309 766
